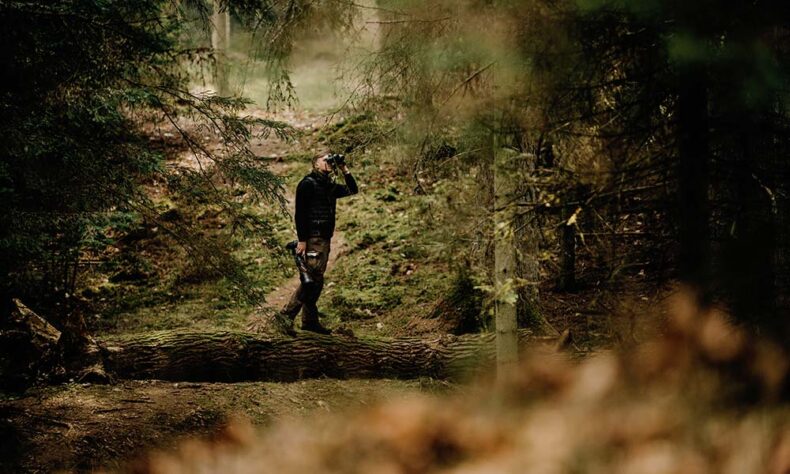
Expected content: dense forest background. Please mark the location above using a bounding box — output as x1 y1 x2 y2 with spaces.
1 0 788 471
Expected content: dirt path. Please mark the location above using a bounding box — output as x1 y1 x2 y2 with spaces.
261 230 349 312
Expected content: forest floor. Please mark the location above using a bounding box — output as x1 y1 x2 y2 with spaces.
0 378 451 472
0 106 667 472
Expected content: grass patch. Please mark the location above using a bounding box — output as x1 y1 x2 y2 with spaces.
83 112 458 340
314 144 454 337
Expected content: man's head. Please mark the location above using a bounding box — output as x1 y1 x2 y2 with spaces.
312 153 333 174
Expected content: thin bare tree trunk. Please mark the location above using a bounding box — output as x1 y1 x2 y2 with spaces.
557 201 577 291
676 67 710 297
211 1 230 96
493 136 518 376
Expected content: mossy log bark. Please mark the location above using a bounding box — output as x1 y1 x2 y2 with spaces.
102 330 556 382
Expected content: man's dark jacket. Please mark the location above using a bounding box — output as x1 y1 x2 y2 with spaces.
295 170 358 241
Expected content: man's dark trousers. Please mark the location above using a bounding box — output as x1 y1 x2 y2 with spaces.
281 236 330 326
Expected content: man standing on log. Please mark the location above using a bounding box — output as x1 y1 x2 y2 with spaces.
274 153 358 336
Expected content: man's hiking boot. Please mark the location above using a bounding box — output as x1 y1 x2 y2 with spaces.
301 318 332 335
273 311 296 337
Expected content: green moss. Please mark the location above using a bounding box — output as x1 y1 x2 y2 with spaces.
319 113 387 154
88 189 295 336
86 117 456 341
300 144 457 337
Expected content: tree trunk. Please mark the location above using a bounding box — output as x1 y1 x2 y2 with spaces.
211 1 230 96
676 67 710 297
492 136 519 376
101 329 558 383
557 203 577 291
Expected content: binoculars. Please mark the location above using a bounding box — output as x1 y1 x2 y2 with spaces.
325 153 346 169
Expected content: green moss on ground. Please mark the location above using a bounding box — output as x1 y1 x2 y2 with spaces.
315 145 455 337
82 114 461 340
82 156 307 336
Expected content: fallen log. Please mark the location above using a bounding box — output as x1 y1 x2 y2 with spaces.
102 329 562 382
0 299 62 389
